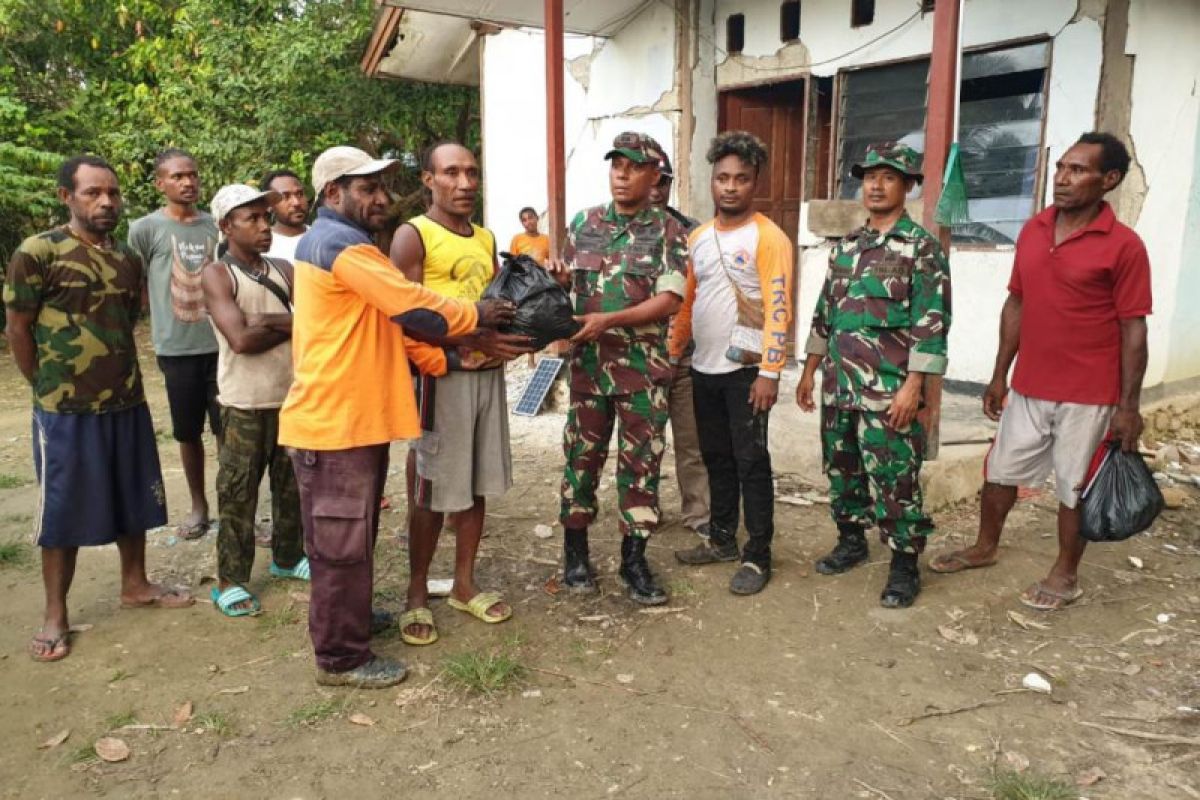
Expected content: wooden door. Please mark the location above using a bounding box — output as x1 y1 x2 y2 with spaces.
718 79 806 243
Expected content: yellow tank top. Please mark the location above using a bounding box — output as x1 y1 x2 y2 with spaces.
407 215 496 302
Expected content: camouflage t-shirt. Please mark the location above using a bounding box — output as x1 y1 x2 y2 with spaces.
565 203 688 395
2 227 146 414
804 213 951 411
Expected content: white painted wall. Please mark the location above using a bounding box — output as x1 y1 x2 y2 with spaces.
480 1 681 250
1124 0 1200 386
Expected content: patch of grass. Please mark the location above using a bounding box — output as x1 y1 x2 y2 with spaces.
194 711 235 738
104 710 137 730
108 668 133 684
0 541 32 567
989 769 1078 800
668 577 697 597
287 697 345 727
1 512 31 524
443 649 525 695
0 473 28 489
256 604 300 635
67 744 99 765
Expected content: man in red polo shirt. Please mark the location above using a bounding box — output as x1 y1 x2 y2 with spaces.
930 132 1151 611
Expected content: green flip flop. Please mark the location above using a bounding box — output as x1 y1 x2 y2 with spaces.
211 585 261 617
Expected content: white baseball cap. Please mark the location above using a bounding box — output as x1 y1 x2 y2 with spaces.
210 183 281 223
311 146 398 196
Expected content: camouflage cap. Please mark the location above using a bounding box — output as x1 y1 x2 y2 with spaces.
850 141 924 183
605 131 665 167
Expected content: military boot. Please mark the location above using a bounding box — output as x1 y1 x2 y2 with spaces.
618 536 668 606
562 527 597 593
881 551 921 608
815 523 869 575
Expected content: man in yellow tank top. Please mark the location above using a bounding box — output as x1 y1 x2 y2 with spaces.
389 142 533 645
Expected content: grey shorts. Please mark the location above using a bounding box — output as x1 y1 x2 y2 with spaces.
413 369 513 513
986 390 1114 508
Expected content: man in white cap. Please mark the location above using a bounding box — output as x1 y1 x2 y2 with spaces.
278 146 515 689
202 184 308 619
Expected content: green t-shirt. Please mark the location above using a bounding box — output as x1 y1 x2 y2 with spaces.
2 227 146 414
127 208 218 356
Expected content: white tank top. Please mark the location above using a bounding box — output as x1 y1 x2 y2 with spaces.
212 258 294 410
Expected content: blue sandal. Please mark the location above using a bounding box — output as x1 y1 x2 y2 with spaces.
269 557 311 581
211 585 261 617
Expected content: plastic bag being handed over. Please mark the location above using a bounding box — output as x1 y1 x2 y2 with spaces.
482 252 580 350
1078 439 1165 542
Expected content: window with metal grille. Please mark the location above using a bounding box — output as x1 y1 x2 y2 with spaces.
727 13 745 54
781 2 801 42
835 40 1050 244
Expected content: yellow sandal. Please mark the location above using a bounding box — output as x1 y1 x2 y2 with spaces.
398 607 439 645
446 591 512 624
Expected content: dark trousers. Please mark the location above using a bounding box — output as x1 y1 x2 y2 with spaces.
290 444 389 673
692 367 774 567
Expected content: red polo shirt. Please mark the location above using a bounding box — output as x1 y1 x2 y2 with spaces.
1008 202 1151 406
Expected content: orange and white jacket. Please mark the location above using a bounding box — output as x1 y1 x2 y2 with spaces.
279 208 477 450
669 212 794 378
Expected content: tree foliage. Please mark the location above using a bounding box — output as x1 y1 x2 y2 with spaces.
0 0 478 262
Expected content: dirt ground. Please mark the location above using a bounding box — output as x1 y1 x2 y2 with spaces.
0 331 1197 800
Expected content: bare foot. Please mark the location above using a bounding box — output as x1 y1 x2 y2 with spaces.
928 545 999 574
120 582 194 609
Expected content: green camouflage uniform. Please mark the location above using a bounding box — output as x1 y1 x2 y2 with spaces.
2 227 146 414
559 136 689 539
805 143 951 554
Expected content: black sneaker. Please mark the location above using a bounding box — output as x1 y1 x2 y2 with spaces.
316 656 407 689
674 539 739 565
880 552 921 608
729 562 770 595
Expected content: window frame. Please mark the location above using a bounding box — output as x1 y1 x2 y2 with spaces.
780 1 801 43
829 35 1054 246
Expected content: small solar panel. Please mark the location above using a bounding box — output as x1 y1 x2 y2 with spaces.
513 357 565 417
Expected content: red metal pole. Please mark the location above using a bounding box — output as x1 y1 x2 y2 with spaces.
919 0 961 459
545 0 566 256
922 0 961 247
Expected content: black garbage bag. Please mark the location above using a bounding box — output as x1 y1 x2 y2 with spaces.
483 252 580 349
1078 439 1165 542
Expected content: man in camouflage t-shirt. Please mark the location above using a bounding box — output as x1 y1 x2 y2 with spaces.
4 155 194 663
547 132 689 606
796 142 952 609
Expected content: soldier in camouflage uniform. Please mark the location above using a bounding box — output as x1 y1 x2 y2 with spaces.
547 132 689 605
796 142 951 608
5 155 193 663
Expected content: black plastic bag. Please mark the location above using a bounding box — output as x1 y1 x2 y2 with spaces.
1078 440 1165 542
483 252 580 349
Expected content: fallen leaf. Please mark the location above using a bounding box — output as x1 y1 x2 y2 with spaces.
543 575 561 596
68 623 94 633
172 701 193 728
937 625 979 646
216 685 249 695
1128 555 1144 569
38 729 70 749
94 737 130 762
1076 766 1106 787
614 674 634 684
1007 610 1050 631
349 713 376 727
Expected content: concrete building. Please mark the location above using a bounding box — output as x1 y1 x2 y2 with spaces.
366 0 1200 394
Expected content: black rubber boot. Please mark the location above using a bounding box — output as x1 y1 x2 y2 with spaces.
880 551 921 608
562 527 597 593
618 536 668 606
815 523 869 575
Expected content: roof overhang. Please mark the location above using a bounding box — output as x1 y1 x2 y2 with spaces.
362 0 654 86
